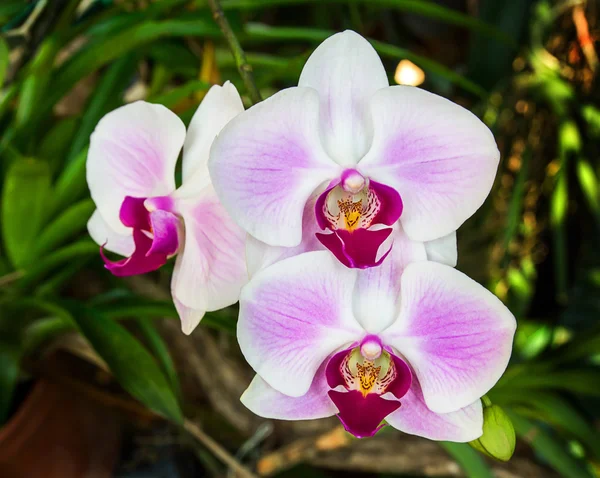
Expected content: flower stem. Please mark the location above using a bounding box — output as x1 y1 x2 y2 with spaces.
206 0 262 105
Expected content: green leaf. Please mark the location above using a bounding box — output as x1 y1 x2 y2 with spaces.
17 240 98 289
0 36 9 87
0 342 21 425
66 53 139 164
577 158 599 213
440 442 494 478
1 159 52 267
70 307 183 424
222 0 515 46
38 118 79 175
509 412 593 478
48 147 88 219
469 404 515 461
135 319 181 399
33 199 95 259
245 23 486 97
47 19 220 109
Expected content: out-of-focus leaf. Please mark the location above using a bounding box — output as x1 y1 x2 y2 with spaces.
48 147 87 219
70 307 183 423
48 19 220 108
66 53 138 164
136 319 181 399
0 342 21 425
23 317 74 356
577 158 599 214
245 24 486 97
440 442 494 478
148 80 211 108
0 36 9 87
1 159 51 267
509 412 593 478
582 105 600 138
38 118 79 175
33 199 95 259
222 0 515 46
98 299 236 335
17 240 98 289
524 394 600 459
468 0 532 89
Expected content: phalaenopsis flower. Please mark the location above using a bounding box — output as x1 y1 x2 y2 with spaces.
209 31 499 270
87 83 247 334
238 250 515 440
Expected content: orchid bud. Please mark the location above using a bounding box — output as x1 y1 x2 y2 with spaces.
469 399 516 462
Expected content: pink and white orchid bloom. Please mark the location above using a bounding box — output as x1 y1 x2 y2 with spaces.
238 250 515 440
87 82 247 334
210 31 498 270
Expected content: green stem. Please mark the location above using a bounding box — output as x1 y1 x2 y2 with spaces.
206 0 262 104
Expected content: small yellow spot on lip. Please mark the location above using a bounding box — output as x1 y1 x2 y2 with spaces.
356 361 381 397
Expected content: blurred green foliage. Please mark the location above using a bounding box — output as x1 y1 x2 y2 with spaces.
0 0 599 477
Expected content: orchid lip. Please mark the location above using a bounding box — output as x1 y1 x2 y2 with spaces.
101 195 180 276
314 175 403 269
325 344 412 438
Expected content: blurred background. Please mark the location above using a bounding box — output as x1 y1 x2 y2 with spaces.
0 0 599 476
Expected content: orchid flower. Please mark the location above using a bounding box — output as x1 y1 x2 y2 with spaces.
87 83 247 334
209 31 499 270
238 250 516 440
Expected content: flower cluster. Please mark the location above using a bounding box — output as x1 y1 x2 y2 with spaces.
87 31 516 441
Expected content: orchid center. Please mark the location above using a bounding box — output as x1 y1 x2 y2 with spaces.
314 170 403 269
342 345 397 398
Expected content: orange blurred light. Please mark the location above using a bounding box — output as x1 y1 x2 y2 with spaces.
394 60 425 86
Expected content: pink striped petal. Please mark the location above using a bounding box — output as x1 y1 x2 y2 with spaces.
380 262 516 414
171 186 247 334
298 30 388 166
87 102 184 235
386 378 483 442
241 364 336 420
359 86 500 242
209 88 340 247
238 251 362 397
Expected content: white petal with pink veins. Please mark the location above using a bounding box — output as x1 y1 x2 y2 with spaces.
238 251 363 397
380 261 516 414
87 209 134 257
209 87 340 247
360 86 500 242
386 378 483 442
171 186 247 334
87 101 184 234
299 30 388 166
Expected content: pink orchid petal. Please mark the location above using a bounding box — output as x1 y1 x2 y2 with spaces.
87 210 134 257
352 226 427 333
171 187 247 334
238 251 362 397
380 262 516 414
87 101 184 234
424 231 458 267
298 30 388 166
246 194 324 278
241 364 336 420
386 378 483 442
183 82 244 185
209 88 340 247
359 86 500 242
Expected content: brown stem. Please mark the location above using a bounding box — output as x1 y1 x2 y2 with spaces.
206 0 262 105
